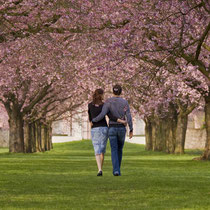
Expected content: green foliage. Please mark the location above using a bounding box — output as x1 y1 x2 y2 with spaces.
0 141 210 210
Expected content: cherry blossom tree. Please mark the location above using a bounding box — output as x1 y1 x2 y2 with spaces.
0 32 89 152
130 0 210 158
0 0 132 153
98 56 203 154
0 0 209 158
87 0 209 158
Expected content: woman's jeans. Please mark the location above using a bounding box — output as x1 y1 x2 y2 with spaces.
108 127 126 175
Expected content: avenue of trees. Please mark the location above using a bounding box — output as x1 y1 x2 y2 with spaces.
0 0 209 160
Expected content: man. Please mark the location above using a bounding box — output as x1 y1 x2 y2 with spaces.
92 84 133 176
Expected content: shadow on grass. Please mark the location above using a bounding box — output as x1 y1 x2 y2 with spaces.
184 149 204 156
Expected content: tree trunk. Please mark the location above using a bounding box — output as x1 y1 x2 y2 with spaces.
175 113 188 154
154 119 165 151
151 118 167 152
23 121 52 153
145 119 153 150
8 111 24 153
154 120 161 151
149 115 176 154
166 118 176 154
24 122 31 153
44 123 52 151
200 94 210 160
35 121 42 152
41 124 46 151
151 120 157 151
160 119 169 153
166 107 178 154
47 123 53 150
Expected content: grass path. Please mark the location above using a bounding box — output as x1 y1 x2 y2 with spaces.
0 140 210 210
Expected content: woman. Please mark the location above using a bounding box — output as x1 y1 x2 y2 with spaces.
88 88 126 176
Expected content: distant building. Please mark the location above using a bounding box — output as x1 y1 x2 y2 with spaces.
185 110 206 149
0 105 9 147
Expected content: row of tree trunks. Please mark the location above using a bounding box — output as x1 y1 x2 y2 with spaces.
144 112 188 154
24 121 52 153
8 113 52 153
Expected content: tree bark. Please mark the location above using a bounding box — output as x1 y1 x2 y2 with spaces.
41 124 46 151
8 109 24 153
23 122 31 153
200 93 210 160
154 117 176 153
23 121 52 153
45 123 53 151
175 113 188 154
154 119 166 152
145 119 153 150
151 120 157 151
149 119 163 152
166 117 176 154
147 115 176 154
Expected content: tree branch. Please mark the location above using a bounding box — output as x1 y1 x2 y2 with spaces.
195 21 210 60
22 85 51 114
181 53 209 80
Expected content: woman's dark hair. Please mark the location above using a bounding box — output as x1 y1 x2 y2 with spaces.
92 88 104 105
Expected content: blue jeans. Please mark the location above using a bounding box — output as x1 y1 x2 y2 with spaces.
108 127 126 175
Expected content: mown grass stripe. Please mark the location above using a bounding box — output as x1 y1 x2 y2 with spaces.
0 140 209 210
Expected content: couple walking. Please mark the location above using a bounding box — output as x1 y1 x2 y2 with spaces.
88 84 133 176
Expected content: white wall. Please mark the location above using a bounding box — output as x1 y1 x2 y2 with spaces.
0 129 9 147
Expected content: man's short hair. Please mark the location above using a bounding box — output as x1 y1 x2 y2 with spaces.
113 84 122 95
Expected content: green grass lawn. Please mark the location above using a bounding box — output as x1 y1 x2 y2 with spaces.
0 140 210 210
